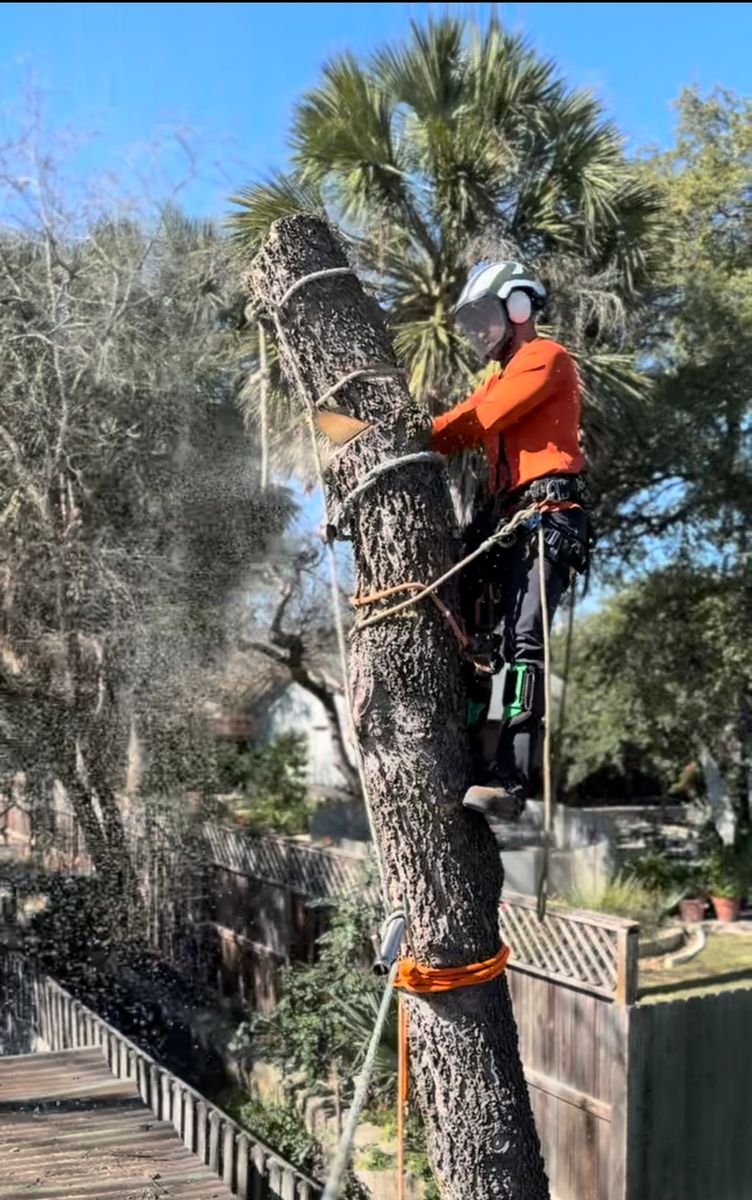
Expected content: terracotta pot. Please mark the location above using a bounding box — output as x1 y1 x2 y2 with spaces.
679 897 707 924
711 896 742 923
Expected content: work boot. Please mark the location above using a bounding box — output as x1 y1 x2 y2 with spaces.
462 765 527 823
462 768 541 849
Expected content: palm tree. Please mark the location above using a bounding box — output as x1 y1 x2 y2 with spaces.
229 17 664 496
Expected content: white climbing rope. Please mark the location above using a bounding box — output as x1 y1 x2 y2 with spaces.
321 960 399 1200
316 364 406 410
335 451 444 535
276 265 355 309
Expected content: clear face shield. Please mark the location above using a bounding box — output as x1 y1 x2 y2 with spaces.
455 294 510 363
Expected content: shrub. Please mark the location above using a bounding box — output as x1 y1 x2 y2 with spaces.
223 1092 368 1199
629 854 706 898
562 872 685 930
705 837 752 899
216 733 312 835
232 891 390 1100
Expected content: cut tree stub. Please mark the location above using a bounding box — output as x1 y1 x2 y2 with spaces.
248 214 549 1200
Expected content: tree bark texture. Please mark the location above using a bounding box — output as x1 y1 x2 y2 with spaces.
249 215 548 1200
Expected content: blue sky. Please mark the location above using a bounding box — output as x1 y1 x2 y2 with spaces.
1 2 744 614
1 2 748 219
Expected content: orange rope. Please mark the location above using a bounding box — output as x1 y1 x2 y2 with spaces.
352 581 469 650
396 994 408 1200
393 944 510 1199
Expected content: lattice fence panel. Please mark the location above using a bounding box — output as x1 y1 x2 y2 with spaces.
500 892 634 1000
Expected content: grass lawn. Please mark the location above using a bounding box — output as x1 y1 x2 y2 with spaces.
639 931 752 1003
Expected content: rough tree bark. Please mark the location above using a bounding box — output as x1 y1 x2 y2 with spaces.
248 215 549 1200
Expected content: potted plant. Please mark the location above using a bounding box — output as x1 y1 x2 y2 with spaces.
677 867 709 924
705 846 747 923
632 856 708 924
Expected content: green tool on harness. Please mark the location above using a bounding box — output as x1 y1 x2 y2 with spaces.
501 661 537 723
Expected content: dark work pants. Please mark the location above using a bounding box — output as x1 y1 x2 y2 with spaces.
461 507 586 794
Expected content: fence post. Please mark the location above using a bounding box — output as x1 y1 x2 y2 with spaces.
615 924 639 1005
223 1122 236 1191
208 1111 221 1174
236 1132 250 1198
183 1090 196 1151
149 1064 161 1117
172 1080 184 1136
196 1099 209 1163
252 1142 266 1194
137 1056 149 1105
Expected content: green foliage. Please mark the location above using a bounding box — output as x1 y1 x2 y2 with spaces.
234 894 389 1100
358 1146 395 1171
556 564 751 804
608 86 752 560
226 1093 325 1176
629 854 708 901
704 835 752 899
362 1106 441 1197
629 855 687 895
216 734 312 836
561 872 684 930
223 1092 368 1200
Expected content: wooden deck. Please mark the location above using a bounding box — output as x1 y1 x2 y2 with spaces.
0 1047 235 1199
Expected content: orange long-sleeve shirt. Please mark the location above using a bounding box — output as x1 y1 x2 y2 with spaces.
431 338 584 493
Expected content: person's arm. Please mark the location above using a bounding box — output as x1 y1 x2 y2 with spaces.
430 378 493 455
473 342 569 434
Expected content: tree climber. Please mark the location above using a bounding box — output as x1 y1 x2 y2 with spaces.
431 261 591 833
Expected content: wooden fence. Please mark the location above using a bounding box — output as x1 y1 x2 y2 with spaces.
5 798 752 1198
1 797 370 1007
624 990 752 1200
499 893 637 1200
500 891 639 1004
498 894 752 1200
0 947 322 1200
202 822 369 900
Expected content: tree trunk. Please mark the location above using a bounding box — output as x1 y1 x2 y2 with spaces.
248 215 548 1200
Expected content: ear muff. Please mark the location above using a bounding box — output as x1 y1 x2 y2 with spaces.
505 289 532 325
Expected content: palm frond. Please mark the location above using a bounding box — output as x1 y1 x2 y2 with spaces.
228 14 667 488
373 17 466 120
227 171 325 255
291 54 416 230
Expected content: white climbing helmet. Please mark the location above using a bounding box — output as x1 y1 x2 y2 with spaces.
454 260 547 362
